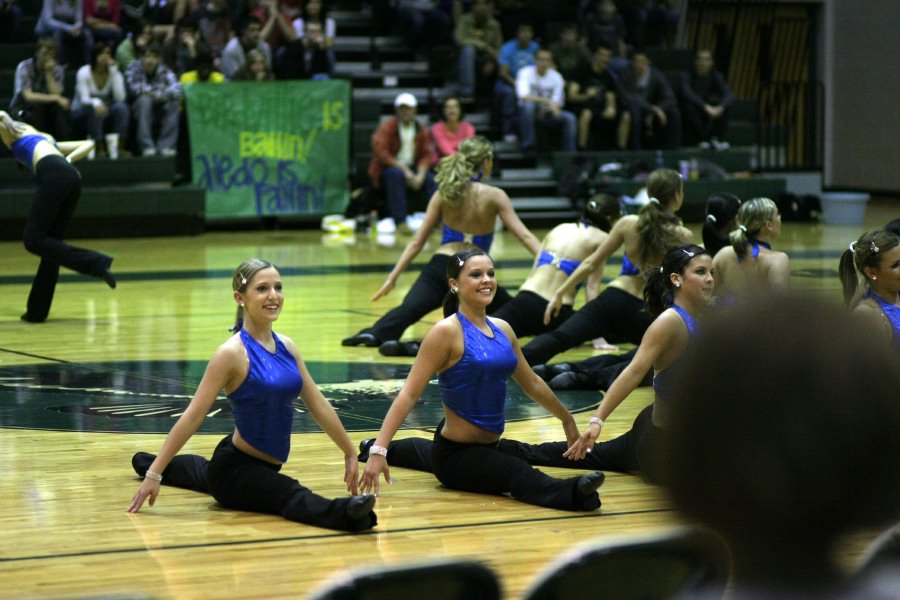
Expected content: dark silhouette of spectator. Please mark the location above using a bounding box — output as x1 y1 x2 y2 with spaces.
163 17 200 76
516 48 576 154
547 22 592 83
125 44 181 156
495 0 526 40
298 20 334 79
454 0 502 98
679 49 733 150
12 37 72 141
250 0 300 55
72 42 129 156
494 21 538 143
84 0 124 47
35 0 90 66
115 19 152 72
0 0 24 42
661 295 900 598
221 18 272 80
190 0 235 58
394 0 452 55
566 45 629 150
620 0 678 50
176 47 223 185
619 50 680 149
367 92 436 232
580 0 627 57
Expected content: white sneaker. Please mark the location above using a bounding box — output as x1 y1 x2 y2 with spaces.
698 140 711 150
160 148 177 157
376 217 396 233
503 134 518 144
405 213 426 233
711 138 730 151
142 147 157 156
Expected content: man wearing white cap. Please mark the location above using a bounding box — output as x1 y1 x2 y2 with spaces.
367 92 436 231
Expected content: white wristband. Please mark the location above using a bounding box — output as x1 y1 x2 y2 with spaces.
589 416 604 427
369 444 388 457
145 470 163 482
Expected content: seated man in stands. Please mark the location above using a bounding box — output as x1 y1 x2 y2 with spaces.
454 0 503 99
516 48 576 155
547 22 592 84
619 50 680 149
12 37 71 141
494 22 538 143
125 44 181 156
367 92 436 233
566 45 629 150
679 49 733 150
221 18 272 80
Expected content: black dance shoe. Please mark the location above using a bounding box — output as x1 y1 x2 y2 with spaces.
358 439 374 462
132 452 156 477
576 471 606 497
101 268 117 289
346 493 377 519
378 340 420 357
549 370 592 390
341 332 380 347
20 312 46 323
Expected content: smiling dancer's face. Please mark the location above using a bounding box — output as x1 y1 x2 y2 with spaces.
452 255 496 309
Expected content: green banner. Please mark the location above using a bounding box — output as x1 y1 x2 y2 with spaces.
184 80 350 220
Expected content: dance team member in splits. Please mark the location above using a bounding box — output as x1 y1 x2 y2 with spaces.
128 259 376 531
0 110 115 323
361 245 713 480
342 136 541 357
701 192 741 256
358 249 605 511
523 168 693 367
839 229 900 352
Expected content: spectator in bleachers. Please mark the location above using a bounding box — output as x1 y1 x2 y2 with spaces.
516 48 576 154
619 50 679 149
547 22 591 84
84 0 124 47
190 0 235 58
12 37 72 141
394 0 452 55
292 0 334 48
221 18 272 80
297 20 334 79
179 45 223 84
0 0 24 42
431 96 475 165
494 0 526 40
176 47 222 185
35 0 90 66
494 21 537 143
250 0 300 56
72 42 129 157
580 0 627 58
620 0 678 50
115 19 152 71
453 0 502 99
679 49 733 150
566 45 628 150
126 44 181 156
232 47 274 80
368 92 436 232
163 17 200 76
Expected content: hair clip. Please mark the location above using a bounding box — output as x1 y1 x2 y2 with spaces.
659 266 664 273
648 197 660 205
682 249 695 258
706 214 717 223
240 275 247 285
457 257 464 267
871 241 880 253
849 241 857 252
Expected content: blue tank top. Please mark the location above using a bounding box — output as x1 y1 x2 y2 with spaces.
620 253 641 276
536 250 581 276
439 312 518 434
652 305 697 426
11 133 57 172
228 329 303 463
866 290 900 352
441 223 494 252
736 238 771 261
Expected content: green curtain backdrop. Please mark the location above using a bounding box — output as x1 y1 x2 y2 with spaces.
184 80 350 220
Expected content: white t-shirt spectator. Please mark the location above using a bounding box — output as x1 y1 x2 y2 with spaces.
515 65 566 107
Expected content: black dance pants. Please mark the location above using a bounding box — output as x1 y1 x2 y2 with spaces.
428 426 600 511
359 253 513 343
491 289 574 338
521 287 652 366
23 155 111 321
201 435 375 531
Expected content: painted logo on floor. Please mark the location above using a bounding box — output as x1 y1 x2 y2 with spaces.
0 361 600 433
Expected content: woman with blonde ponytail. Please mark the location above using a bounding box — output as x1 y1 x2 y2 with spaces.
342 135 542 357
711 197 790 299
838 229 900 351
522 168 693 366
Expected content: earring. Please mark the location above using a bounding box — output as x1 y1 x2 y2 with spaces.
451 287 458 293
239 302 244 306
674 283 681 288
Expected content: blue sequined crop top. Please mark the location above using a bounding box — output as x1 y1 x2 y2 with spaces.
11 133 57 172
439 312 518 434
736 238 771 261
441 223 494 252
536 250 581 276
866 290 900 352
228 329 303 463
620 253 641 276
652 305 697 423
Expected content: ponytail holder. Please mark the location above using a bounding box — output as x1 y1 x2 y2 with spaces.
849 241 857 252
649 197 660 205
706 214 717 223
659 266 664 273
738 225 747 233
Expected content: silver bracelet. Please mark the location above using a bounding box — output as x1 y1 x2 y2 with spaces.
369 444 388 457
588 416 604 427
145 470 163 482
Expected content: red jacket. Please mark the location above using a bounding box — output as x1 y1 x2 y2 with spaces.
368 116 433 188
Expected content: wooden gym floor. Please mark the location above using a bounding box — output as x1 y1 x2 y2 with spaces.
0 197 895 599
